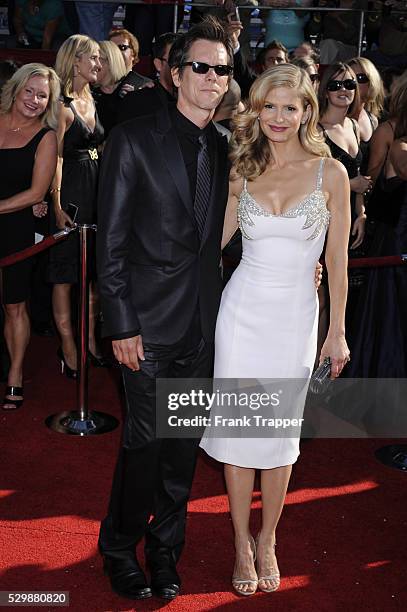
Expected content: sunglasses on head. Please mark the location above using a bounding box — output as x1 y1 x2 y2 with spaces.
310 73 320 83
117 44 131 51
327 79 357 92
356 72 369 84
181 61 233 76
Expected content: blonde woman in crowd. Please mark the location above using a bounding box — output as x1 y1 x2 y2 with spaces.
48 34 106 379
348 56 385 170
94 40 130 136
0 63 59 409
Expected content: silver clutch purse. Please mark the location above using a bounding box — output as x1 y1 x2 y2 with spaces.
309 357 332 395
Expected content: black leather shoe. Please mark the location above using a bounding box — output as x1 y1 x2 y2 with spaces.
103 556 152 600
147 553 181 600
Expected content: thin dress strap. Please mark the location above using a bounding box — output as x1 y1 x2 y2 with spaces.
316 158 325 191
243 177 248 191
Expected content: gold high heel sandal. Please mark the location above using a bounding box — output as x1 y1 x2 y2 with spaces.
256 535 281 593
231 535 258 597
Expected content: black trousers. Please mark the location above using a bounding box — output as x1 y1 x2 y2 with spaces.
99 334 213 564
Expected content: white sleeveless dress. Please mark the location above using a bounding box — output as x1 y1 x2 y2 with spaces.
200 158 330 468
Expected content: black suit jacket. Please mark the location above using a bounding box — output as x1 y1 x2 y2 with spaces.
97 107 229 345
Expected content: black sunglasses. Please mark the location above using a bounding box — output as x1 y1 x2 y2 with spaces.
117 44 131 51
181 61 233 77
310 73 320 83
327 79 357 92
356 72 369 84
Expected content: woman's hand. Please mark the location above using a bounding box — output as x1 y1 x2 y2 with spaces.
350 214 366 249
320 334 350 379
118 83 135 96
350 174 372 194
55 208 73 229
32 202 48 218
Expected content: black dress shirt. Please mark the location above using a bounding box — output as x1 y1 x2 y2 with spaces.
171 106 214 199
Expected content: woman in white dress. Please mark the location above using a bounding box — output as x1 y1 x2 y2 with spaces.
200 65 351 596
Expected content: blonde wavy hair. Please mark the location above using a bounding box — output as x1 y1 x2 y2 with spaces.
230 64 331 181
0 62 60 130
97 41 127 88
55 34 99 100
389 69 407 119
348 57 384 118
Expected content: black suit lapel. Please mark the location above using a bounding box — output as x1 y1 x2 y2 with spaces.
200 127 228 251
152 111 195 223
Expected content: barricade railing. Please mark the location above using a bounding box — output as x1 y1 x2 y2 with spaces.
0 223 119 436
60 0 407 57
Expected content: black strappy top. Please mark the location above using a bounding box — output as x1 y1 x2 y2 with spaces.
319 119 363 180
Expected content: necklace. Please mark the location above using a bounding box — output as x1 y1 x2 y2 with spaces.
8 120 33 132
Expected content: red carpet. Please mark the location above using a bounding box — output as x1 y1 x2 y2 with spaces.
1 335 406 611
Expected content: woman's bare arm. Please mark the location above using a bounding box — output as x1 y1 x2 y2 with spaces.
320 158 351 376
52 103 73 228
0 131 57 214
367 121 394 183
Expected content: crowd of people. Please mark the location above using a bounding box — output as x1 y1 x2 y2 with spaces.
0 2 406 604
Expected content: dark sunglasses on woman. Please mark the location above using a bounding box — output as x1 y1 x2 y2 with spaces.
327 79 357 92
309 73 320 83
356 72 369 84
181 61 233 76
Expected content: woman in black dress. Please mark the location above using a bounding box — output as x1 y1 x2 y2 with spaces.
49 34 104 379
0 63 59 409
317 62 372 352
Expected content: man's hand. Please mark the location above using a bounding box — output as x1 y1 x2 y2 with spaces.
112 335 145 371
314 261 323 289
226 12 243 51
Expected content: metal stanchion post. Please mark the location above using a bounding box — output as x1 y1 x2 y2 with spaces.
357 10 365 56
173 1 179 34
46 224 119 435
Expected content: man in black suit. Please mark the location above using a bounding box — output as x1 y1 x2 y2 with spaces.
97 17 233 602
117 32 180 124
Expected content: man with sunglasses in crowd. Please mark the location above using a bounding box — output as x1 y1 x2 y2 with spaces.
97 17 232 602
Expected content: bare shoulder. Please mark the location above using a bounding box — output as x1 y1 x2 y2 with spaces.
323 157 348 185
372 120 393 143
40 128 57 146
58 100 73 128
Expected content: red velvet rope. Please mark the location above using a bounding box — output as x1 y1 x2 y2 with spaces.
0 228 75 269
1 236 406 270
